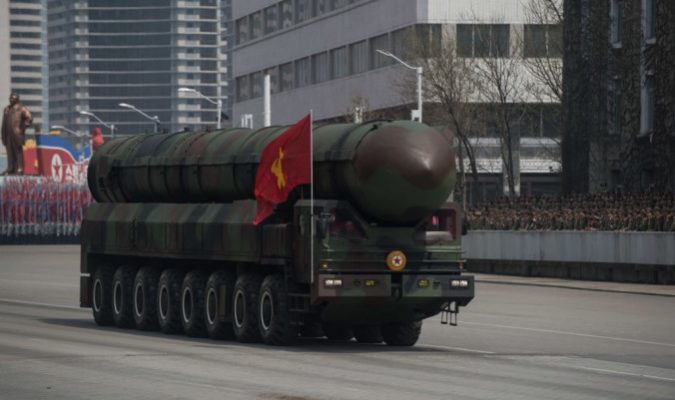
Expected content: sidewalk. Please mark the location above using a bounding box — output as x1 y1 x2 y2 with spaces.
473 273 675 297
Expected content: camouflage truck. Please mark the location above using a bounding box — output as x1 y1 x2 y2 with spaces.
79 120 474 346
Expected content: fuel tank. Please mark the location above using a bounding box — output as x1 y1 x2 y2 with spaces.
88 120 456 224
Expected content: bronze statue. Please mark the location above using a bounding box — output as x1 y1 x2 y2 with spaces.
1 92 32 175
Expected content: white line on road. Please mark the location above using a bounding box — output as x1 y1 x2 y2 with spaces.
463 321 675 348
418 344 496 354
576 366 675 383
0 298 83 311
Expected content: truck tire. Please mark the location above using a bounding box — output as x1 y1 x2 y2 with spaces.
181 270 209 337
133 267 160 331
92 265 115 326
353 325 383 343
232 273 261 343
204 270 235 340
111 265 136 328
322 323 353 341
157 268 185 334
258 274 297 346
381 321 422 346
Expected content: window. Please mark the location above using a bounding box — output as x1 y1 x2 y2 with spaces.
350 40 368 74
312 52 329 83
523 25 561 58
641 74 654 135
610 0 623 46
296 0 312 23
236 16 248 44
330 46 348 79
548 25 562 57
370 34 391 69
295 57 311 88
644 0 656 41
264 5 279 34
415 24 442 53
313 0 328 17
492 25 510 57
251 71 263 98
280 0 293 29
391 27 412 60
279 62 294 91
524 25 546 57
457 24 510 58
236 75 249 101
330 0 350 10
250 11 262 40
457 25 473 57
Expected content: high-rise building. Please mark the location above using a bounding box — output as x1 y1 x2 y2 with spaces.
232 0 563 201
48 0 229 136
1 0 47 132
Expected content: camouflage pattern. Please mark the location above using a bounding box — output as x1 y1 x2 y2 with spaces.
80 120 473 327
89 120 456 224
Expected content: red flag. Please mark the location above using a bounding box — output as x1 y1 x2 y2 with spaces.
253 114 311 225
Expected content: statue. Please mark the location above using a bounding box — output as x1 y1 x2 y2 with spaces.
1 92 33 175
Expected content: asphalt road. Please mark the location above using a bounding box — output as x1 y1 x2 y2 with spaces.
1 245 674 400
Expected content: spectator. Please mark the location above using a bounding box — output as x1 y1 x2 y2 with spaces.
467 192 674 232
91 127 104 152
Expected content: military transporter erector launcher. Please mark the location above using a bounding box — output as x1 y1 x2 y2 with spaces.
80 120 474 346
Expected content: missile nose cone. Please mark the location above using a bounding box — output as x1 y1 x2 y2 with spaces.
349 122 457 223
354 124 455 190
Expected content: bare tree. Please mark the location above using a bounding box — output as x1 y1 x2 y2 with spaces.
342 94 386 123
469 28 528 197
398 30 480 206
521 0 563 103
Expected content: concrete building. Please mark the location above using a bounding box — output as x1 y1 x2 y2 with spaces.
232 0 563 202
564 0 675 193
0 0 47 132
48 0 229 136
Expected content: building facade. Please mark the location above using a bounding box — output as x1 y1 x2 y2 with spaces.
1 0 47 132
48 0 229 136
232 0 563 202
564 0 675 193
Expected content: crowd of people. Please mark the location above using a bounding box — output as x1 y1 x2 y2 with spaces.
467 192 675 232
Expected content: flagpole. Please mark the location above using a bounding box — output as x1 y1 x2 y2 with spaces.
309 110 314 284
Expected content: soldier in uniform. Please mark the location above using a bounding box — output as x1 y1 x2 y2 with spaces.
1 92 33 175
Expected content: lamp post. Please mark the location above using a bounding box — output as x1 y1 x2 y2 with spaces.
376 49 423 123
79 110 115 138
52 125 88 160
51 125 84 137
178 87 223 129
118 102 160 133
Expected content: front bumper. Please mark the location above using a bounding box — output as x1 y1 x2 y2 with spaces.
316 273 475 304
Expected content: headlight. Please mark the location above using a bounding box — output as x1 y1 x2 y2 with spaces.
450 279 469 288
324 278 343 288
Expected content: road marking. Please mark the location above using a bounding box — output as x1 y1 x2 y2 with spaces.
464 321 675 348
0 298 83 311
577 366 675 383
418 344 495 354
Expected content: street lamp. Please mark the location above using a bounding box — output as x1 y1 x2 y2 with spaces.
79 110 115 138
178 87 223 129
52 125 88 160
118 102 160 133
376 49 423 123
51 125 85 137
